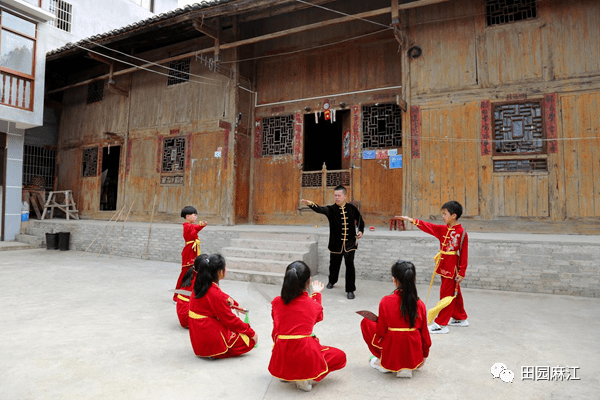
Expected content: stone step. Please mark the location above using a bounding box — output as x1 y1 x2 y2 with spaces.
237 231 316 242
229 238 315 252
25 226 49 238
225 256 290 274
14 234 44 248
222 247 308 262
0 240 37 251
225 269 284 285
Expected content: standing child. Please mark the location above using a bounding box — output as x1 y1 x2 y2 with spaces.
360 261 431 378
188 254 257 359
176 254 209 329
174 206 207 301
268 261 347 392
397 200 469 334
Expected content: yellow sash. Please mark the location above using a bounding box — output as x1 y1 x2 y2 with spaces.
186 239 201 256
426 250 458 303
277 334 313 340
388 327 416 332
189 311 208 319
177 294 189 302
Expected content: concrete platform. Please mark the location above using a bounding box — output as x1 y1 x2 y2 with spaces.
0 248 599 399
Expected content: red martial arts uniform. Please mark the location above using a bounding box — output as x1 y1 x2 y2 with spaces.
176 274 195 328
361 293 431 371
412 219 469 325
188 283 256 359
269 292 346 382
174 222 205 301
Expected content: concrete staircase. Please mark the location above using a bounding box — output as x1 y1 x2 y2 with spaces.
222 232 318 285
13 224 46 249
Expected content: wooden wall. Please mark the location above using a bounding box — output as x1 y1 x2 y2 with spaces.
402 0 600 232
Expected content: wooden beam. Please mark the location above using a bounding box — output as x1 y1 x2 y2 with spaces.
391 0 399 25
192 18 219 39
238 0 337 23
398 0 449 10
88 51 114 66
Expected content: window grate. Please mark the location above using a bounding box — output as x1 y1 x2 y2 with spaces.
23 145 56 191
87 80 104 104
167 58 190 86
361 103 402 149
82 147 98 177
261 115 294 157
493 159 547 172
161 136 186 172
49 0 72 32
493 101 544 155
486 0 536 27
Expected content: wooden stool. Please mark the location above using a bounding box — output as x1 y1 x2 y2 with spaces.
389 217 406 231
41 190 80 220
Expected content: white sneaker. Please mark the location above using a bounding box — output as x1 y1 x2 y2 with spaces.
428 322 449 334
397 369 413 378
369 356 391 373
295 380 313 392
449 318 469 327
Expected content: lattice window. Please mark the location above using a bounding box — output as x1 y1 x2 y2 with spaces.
162 136 186 172
493 101 544 155
49 0 72 33
302 172 322 187
261 115 294 156
493 159 547 173
87 80 104 104
327 171 350 187
23 145 56 191
82 147 98 177
361 103 402 149
486 0 536 27
167 58 190 86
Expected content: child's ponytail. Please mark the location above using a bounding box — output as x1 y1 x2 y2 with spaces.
182 254 208 288
281 261 311 305
392 261 418 328
194 254 226 299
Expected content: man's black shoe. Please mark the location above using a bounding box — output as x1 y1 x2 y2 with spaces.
347 292 355 300
326 283 334 289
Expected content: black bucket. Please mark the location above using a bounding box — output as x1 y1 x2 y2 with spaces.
58 232 71 251
45 233 59 250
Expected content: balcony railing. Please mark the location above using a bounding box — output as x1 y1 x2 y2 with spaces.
1 71 33 110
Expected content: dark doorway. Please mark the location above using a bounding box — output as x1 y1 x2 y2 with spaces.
100 146 120 211
303 110 349 171
0 132 6 241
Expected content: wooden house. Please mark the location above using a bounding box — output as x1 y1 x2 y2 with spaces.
45 0 600 233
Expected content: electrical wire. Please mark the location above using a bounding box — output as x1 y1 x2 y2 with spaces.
294 0 393 30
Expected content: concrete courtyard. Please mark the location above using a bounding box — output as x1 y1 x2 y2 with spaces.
1 247 599 399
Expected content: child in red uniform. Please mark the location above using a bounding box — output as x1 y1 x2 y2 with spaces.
176 254 208 329
188 254 257 359
397 200 469 334
174 206 207 301
269 261 347 392
360 261 431 378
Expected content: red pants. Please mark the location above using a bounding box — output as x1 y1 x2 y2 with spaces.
211 335 257 359
173 265 192 301
314 346 347 382
360 318 381 358
435 277 467 326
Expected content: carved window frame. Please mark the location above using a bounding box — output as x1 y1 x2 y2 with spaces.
261 114 294 157
87 80 104 104
167 58 190 86
82 146 99 177
161 136 186 174
485 0 537 27
491 99 548 173
361 103 403 150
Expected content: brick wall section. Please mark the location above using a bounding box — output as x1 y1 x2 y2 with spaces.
31 221 599 297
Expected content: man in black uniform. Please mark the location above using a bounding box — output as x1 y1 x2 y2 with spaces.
301 185 365 299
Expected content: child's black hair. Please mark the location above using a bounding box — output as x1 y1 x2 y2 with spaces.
442 200 463 220
194 254 226 299
281 261 311 305
392 260 419 328
182 254 209 288
334 185 347 194
181 206 198 219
